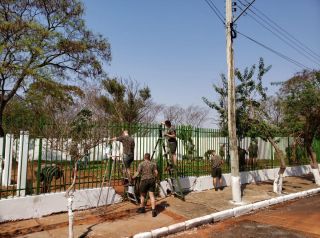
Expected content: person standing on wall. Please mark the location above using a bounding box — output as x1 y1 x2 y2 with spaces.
162 120 178 167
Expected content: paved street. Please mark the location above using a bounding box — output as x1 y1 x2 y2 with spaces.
168 193 320 238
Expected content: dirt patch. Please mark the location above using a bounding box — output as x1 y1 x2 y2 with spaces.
0 199 184 238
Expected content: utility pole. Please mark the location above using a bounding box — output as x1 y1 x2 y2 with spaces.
226 0 241 203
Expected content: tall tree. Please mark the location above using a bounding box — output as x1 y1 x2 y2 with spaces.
280 70 320 185
95 77 152 124
202 58 271 138
0 0 111 135
202 73 228 134
3 80 83 135
247 106 287 194
203 58 289 193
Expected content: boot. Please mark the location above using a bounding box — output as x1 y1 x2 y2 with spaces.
152 209 157 217
136 207 146 213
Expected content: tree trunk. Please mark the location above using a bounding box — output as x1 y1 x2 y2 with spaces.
0 103 6 137
65 163 78 238
67 195 74 238
306 145 320 186
268 137 286 194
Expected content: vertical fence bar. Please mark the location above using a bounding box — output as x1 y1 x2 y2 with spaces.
271 141 274 168
227 133 230 172
158 124 163 181
196 127 200 177
36 138 42 194
17 131 29 197
0 137 3 186
59 138 64 192
2 134 13 187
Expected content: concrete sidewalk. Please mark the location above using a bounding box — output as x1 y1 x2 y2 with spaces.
0 175 318 238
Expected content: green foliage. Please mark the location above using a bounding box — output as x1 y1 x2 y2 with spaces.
177 125 196 159
70 109 93 141
0 0 111 135
2 97 46 135
280 70 320 144
3 79 84 136
202 74 228 135
26 80 83 114
202 58 271 138
96 77 151 124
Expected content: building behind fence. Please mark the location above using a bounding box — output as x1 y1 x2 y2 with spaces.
0 123 319 199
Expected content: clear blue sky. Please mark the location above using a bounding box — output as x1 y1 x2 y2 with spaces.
82 0 320 126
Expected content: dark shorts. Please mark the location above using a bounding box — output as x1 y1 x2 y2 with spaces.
211 167 222 178
123 154 134 168
140 178 156 194
168 142 177 154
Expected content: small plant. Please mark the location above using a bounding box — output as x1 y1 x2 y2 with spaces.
177 125 196 160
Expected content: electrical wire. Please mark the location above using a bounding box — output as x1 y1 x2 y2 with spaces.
236 30 312 70
241 0 320 63
237 0 320 67
204 0 225 26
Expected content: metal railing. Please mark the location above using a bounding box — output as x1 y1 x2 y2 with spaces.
0 122 318 199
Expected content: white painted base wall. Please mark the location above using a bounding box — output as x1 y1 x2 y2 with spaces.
159 164 319 197
0 164 318 223
0 187 122 223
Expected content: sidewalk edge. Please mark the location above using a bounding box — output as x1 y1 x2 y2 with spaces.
133 187 320 238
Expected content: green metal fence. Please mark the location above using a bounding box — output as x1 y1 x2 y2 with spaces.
0 122 318 199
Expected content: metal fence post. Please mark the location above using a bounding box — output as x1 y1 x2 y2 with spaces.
158 125 163 181
196 127 200 177
227 134 231 172
271 142 274 168
36 138 43 194
2 134 14 186
17 131 29 197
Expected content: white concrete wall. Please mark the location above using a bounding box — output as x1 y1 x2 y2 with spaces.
0 187 122 223
1 164 318 222
159 165 318 197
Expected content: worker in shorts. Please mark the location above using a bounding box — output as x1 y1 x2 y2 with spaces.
211 150 224 191
133 153 158 217
162 120 177 166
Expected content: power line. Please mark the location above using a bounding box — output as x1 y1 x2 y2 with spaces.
236 30 312 70
238 0 320 66
242 0 320 62
204 0 225 26
233 0 255 23
208 0 225 23
237 1 320 67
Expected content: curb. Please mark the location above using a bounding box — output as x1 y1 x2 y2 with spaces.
133 187 320 238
